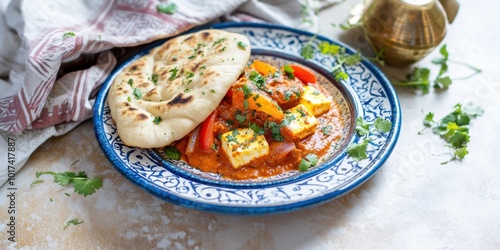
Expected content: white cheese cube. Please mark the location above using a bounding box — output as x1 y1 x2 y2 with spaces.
221 128 269 169
299 85 332 116
281 104 318 140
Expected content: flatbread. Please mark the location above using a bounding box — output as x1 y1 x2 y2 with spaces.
108 29 251 148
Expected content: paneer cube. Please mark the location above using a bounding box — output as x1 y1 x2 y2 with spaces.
221 128 269 169
299 86 332 116
281 104 318 140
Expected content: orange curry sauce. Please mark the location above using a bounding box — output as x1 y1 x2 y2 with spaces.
170 62 344 180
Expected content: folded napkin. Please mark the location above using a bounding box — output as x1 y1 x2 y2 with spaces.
0 0 342 186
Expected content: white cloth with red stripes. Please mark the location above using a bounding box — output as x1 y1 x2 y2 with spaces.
0 0 342 186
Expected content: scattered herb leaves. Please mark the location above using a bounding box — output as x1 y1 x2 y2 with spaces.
420 103 483 164
346 117 392 161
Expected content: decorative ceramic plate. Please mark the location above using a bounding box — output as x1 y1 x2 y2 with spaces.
94 23 401 215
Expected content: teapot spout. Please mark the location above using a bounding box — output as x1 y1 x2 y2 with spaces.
439 0 459 23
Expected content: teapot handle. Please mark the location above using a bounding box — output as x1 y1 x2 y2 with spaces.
438 0 459 23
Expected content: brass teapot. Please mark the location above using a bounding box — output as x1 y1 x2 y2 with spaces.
362 0 459 66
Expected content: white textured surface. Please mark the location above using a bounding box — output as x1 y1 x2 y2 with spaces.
1 0 500 249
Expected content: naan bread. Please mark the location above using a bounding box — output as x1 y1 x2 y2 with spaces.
108 29 251 148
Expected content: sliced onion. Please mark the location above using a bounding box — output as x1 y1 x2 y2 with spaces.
185 126 200 155
270 140 296 159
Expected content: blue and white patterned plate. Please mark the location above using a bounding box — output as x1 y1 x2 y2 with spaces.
93 23 401 215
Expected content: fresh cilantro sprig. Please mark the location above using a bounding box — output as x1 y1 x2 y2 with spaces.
420 103 483 164
32 165 103 197
393 45 481 94
346 117 392 161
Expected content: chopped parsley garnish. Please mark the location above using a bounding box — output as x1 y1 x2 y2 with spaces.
242 84 252 98
213 38 226 46
133 88 143 99
127 96 131 102
128 78 133 87
299 154 318 172
267 122 284 142
153 116 162 125
168 67 178 80
235 114 246 123
188 55 196 60
321 125 332 135
248 71 266 89
156 3 177 14
165 146 181 160
249 123 265 135
185 71 195 78
210 89 216 93
150 74 159 84
237 41 248 49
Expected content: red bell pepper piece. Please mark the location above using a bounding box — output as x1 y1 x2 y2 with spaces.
290 64 317 85
199 111 217 152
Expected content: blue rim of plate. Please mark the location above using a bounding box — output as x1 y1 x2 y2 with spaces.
93 22 402 215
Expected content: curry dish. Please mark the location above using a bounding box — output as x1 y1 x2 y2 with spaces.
163 59 344 180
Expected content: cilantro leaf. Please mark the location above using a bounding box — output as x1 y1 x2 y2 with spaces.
346 139 369 161
299 153 319 172
157 3 177 14
300 44 315 59
374 117 392 133
73 177 103 197
168 67 178 81
33 165 102 197
423 112 435 127
133 88 143 100
393 67 431 94
354 117 370 136
165 146 181 160
318 41 343 55
348 117 392 161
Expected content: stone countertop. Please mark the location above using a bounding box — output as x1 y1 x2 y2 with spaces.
2 0 500 249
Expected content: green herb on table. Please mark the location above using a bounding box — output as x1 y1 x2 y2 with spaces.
393 45 481 94
64 218 84 230
392 67 431 94
420 103 483 164
346 117 392 161
32 167 103 197
157 3 177 14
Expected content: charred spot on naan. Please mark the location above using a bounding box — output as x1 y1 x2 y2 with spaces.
186 59 208 72
167 93 193 107
135 113 149 121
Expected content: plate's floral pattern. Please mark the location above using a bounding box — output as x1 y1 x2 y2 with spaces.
94 23 401 214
